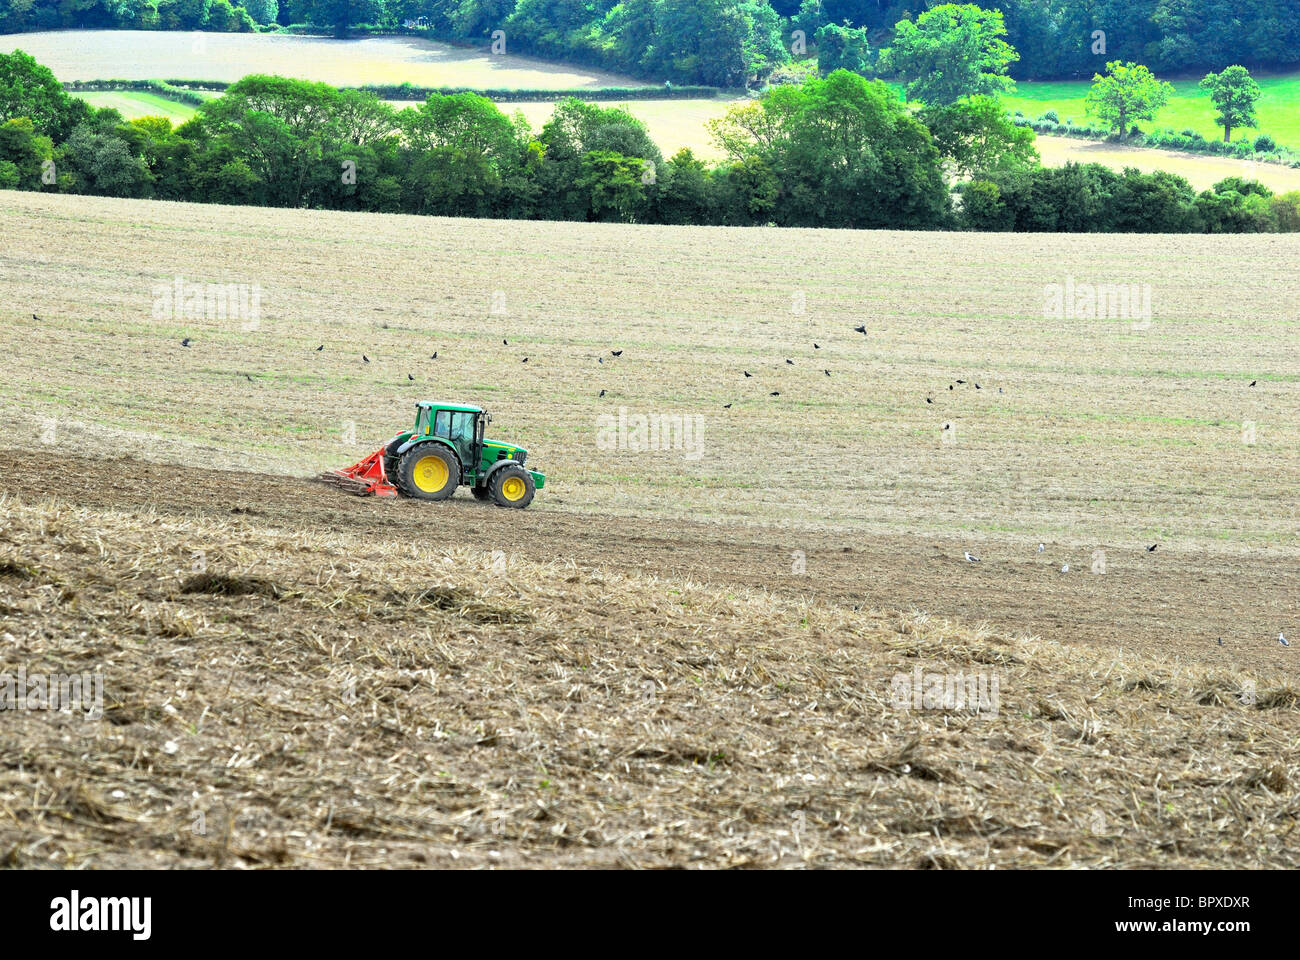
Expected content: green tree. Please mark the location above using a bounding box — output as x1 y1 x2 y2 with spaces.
57 124 152 197
920 95 1037 179
301 0 385 38
0 50 79 139
243 0 279 24
0 117 53 190
814 22 871 76
1199 65 1261 142
1085 61 1173 138
878 4 1018 106
577 150 647 222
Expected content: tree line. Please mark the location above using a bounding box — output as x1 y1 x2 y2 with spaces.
4 1 1300 88
2 49 1298 233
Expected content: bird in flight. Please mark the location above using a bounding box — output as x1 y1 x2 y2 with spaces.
964 552 980 563
853 324 866 334
612 350 622 357
1146 544 1158 552
769 391 780 396
724 403 732 409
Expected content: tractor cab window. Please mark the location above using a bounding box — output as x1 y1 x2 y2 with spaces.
433 410 452 438
416 407 431 434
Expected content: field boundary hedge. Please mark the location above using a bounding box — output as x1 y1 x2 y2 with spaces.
64 77 725 105
1013 114 1300 169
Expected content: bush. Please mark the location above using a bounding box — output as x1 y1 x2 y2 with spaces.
1037 110 1059 123
1254 134 1276 153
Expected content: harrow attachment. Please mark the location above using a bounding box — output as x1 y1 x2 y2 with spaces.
318 448 398 497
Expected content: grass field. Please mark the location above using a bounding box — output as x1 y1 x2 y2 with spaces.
1 191 1297 868
1004 74 1300 149
75 89 211 124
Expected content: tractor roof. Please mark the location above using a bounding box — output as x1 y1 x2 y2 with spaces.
416 401 485 414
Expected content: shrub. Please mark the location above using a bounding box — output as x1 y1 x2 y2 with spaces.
1254 133 1276 153
1037 110 1059 123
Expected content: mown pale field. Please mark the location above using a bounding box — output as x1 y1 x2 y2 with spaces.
0 191 1296 554
14 29 638 87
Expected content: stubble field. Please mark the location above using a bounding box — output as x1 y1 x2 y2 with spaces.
0 190 1297 867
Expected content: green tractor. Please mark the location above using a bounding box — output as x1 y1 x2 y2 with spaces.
322 402 545 508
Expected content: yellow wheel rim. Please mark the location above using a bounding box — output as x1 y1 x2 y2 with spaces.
501 476 526 501
413 455 449 493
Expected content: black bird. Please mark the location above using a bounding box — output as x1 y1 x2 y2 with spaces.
948 385 954 391
943 423 951 431
956 379 966 384
599 389 606 397
1217 638 1223 646
926 397 933 404
813 343 821 349
181 338 192 347
824 369 830 376
786 359 794 365
611 350 622 357
362 354 370 363
245 374 253 382
853 324 866 334
408 373 414 381
32 314 40 321
431 351 437 359
1146 544 1158 552
724 403 732 409
522 357 528 363
1249 380 1257 387
770 391 780 396
743 371 752 378
974 383 981 390
315 344 323 352
503 339 508 345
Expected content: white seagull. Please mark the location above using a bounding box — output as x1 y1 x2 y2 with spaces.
1281 632 1290 647
1060 563 1069 573
1037 543 1045 553
964 552 980 563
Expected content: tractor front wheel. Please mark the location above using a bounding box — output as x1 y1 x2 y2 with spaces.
400 445 458 501
490 465 535 509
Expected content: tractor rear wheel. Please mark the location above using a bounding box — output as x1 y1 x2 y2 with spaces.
490 465 535 509
400 445 458 501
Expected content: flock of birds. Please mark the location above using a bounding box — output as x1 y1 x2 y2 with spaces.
170 325 1286 650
